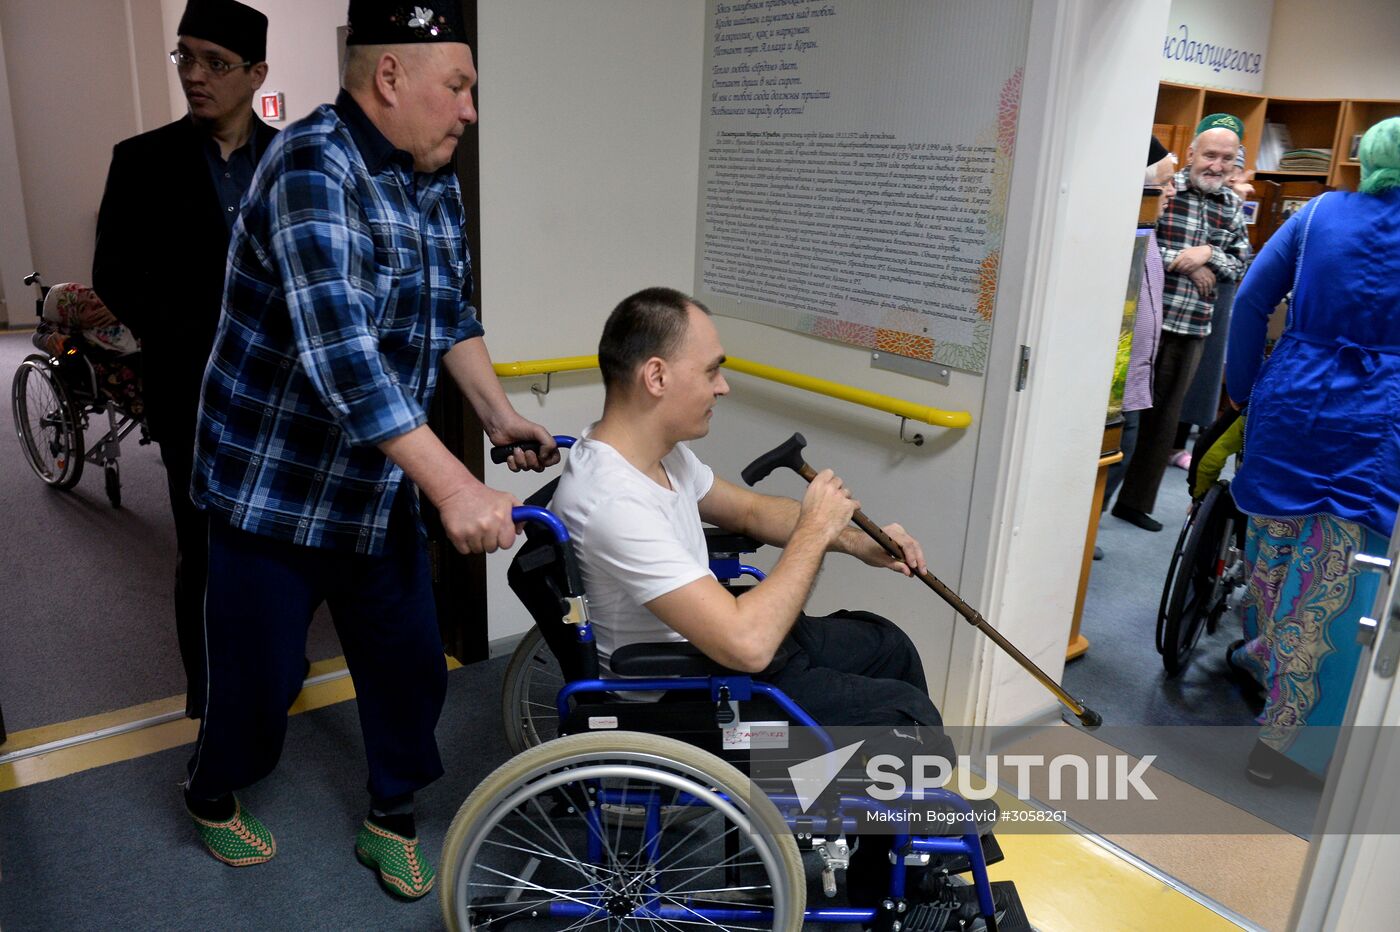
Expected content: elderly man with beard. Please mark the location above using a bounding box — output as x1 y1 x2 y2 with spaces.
1112 113 1252 532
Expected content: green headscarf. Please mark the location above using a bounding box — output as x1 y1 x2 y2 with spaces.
1359 116 1400 195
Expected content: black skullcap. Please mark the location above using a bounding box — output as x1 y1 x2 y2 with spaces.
1148 135 1168 167
177 0 268 63
345 1 468 46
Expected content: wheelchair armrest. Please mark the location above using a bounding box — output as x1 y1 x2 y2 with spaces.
609 642 742 678
704 527 761 555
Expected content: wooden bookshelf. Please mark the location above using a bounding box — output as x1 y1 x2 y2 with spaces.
1151 82 1399 193
1334 99 1400 190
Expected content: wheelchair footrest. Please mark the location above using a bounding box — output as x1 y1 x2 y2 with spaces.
882 880 1030 932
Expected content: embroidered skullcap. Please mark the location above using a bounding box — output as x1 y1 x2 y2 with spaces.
1358 117 1400 195
1195 112 1244 141
177 0 268 63
345 1 467 46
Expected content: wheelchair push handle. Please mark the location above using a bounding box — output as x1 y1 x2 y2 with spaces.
510 505 586 598
511 505 569 543
489 435 576 464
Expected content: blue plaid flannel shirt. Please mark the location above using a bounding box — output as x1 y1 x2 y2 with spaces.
192 91 484 554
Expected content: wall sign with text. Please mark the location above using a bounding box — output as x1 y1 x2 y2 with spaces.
694 0 1032 375
1160 0 1273 93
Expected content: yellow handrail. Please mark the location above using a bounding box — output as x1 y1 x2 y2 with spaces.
493 353 972 429
493 355 600 378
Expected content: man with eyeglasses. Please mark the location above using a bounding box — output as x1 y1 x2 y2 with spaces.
93 0 277 721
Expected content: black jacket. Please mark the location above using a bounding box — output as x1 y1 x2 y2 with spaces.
93 114 278 444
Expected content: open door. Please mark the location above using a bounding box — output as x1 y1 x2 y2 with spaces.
426 0 490 664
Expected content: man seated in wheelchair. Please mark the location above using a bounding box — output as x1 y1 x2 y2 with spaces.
550 286 997 910
32 282 143 419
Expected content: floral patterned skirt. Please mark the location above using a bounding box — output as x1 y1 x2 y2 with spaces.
1230 514 1388 775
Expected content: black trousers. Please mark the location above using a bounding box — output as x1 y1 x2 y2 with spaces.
760 610 953 757
1102 408 1141 512
185 502 447 802
1118 331 1206 515
158 427 209 718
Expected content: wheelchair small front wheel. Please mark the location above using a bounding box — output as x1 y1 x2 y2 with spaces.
441 731 805 931
12 355 85 490
104 460 121 509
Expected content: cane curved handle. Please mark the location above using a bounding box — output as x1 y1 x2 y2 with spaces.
741 432 809 486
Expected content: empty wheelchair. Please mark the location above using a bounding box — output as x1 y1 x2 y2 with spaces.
1156 408 1248 677
442 441 1031 931
11 274 145 507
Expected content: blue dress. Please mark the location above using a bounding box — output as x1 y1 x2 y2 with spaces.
1227 189 1400 538
1225 188 1400 773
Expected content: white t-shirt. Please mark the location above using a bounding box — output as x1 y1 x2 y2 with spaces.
551 428 716 667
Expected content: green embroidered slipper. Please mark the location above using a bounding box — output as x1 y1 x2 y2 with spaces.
356 820 436 899
189 799 276 866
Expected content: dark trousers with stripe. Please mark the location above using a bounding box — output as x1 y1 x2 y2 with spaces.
185 504 448 803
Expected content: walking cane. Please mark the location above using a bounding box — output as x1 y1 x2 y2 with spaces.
743 432 1102 727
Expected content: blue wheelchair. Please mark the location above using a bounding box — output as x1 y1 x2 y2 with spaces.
441 439 1031 931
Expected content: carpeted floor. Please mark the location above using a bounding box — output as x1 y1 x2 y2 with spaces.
1066 448 1323 837
0 660 510 931
0 332 342 731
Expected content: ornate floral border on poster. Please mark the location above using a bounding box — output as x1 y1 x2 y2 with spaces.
695 0 1031 376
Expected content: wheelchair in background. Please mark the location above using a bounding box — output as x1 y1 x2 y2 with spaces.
1156 408 1248 677
11 274 146 507
442 438 1032 931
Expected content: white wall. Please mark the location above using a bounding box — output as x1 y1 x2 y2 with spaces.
475 0 709 644
474 0 1169 732
1265 0 1400 99
975 0 1173 726
0 12 34 326
0 0 150 316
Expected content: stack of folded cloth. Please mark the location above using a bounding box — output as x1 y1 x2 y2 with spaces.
1278 148 1332 172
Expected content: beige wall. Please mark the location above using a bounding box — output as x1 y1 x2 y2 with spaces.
0 12 33 325
0 0 150 308
1266 0 1400 98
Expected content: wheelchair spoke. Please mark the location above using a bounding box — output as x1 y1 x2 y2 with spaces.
445 735 801 930
472 861 606 912
481 834 614 885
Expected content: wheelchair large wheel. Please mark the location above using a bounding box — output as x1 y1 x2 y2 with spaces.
440 731 805 931
501 626 562 754
1157 482 1235 676
12 355 85 490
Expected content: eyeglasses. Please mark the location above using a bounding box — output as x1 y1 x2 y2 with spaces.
169 49 251 76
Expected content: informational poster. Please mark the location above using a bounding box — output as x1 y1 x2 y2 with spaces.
695 0 1033 374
